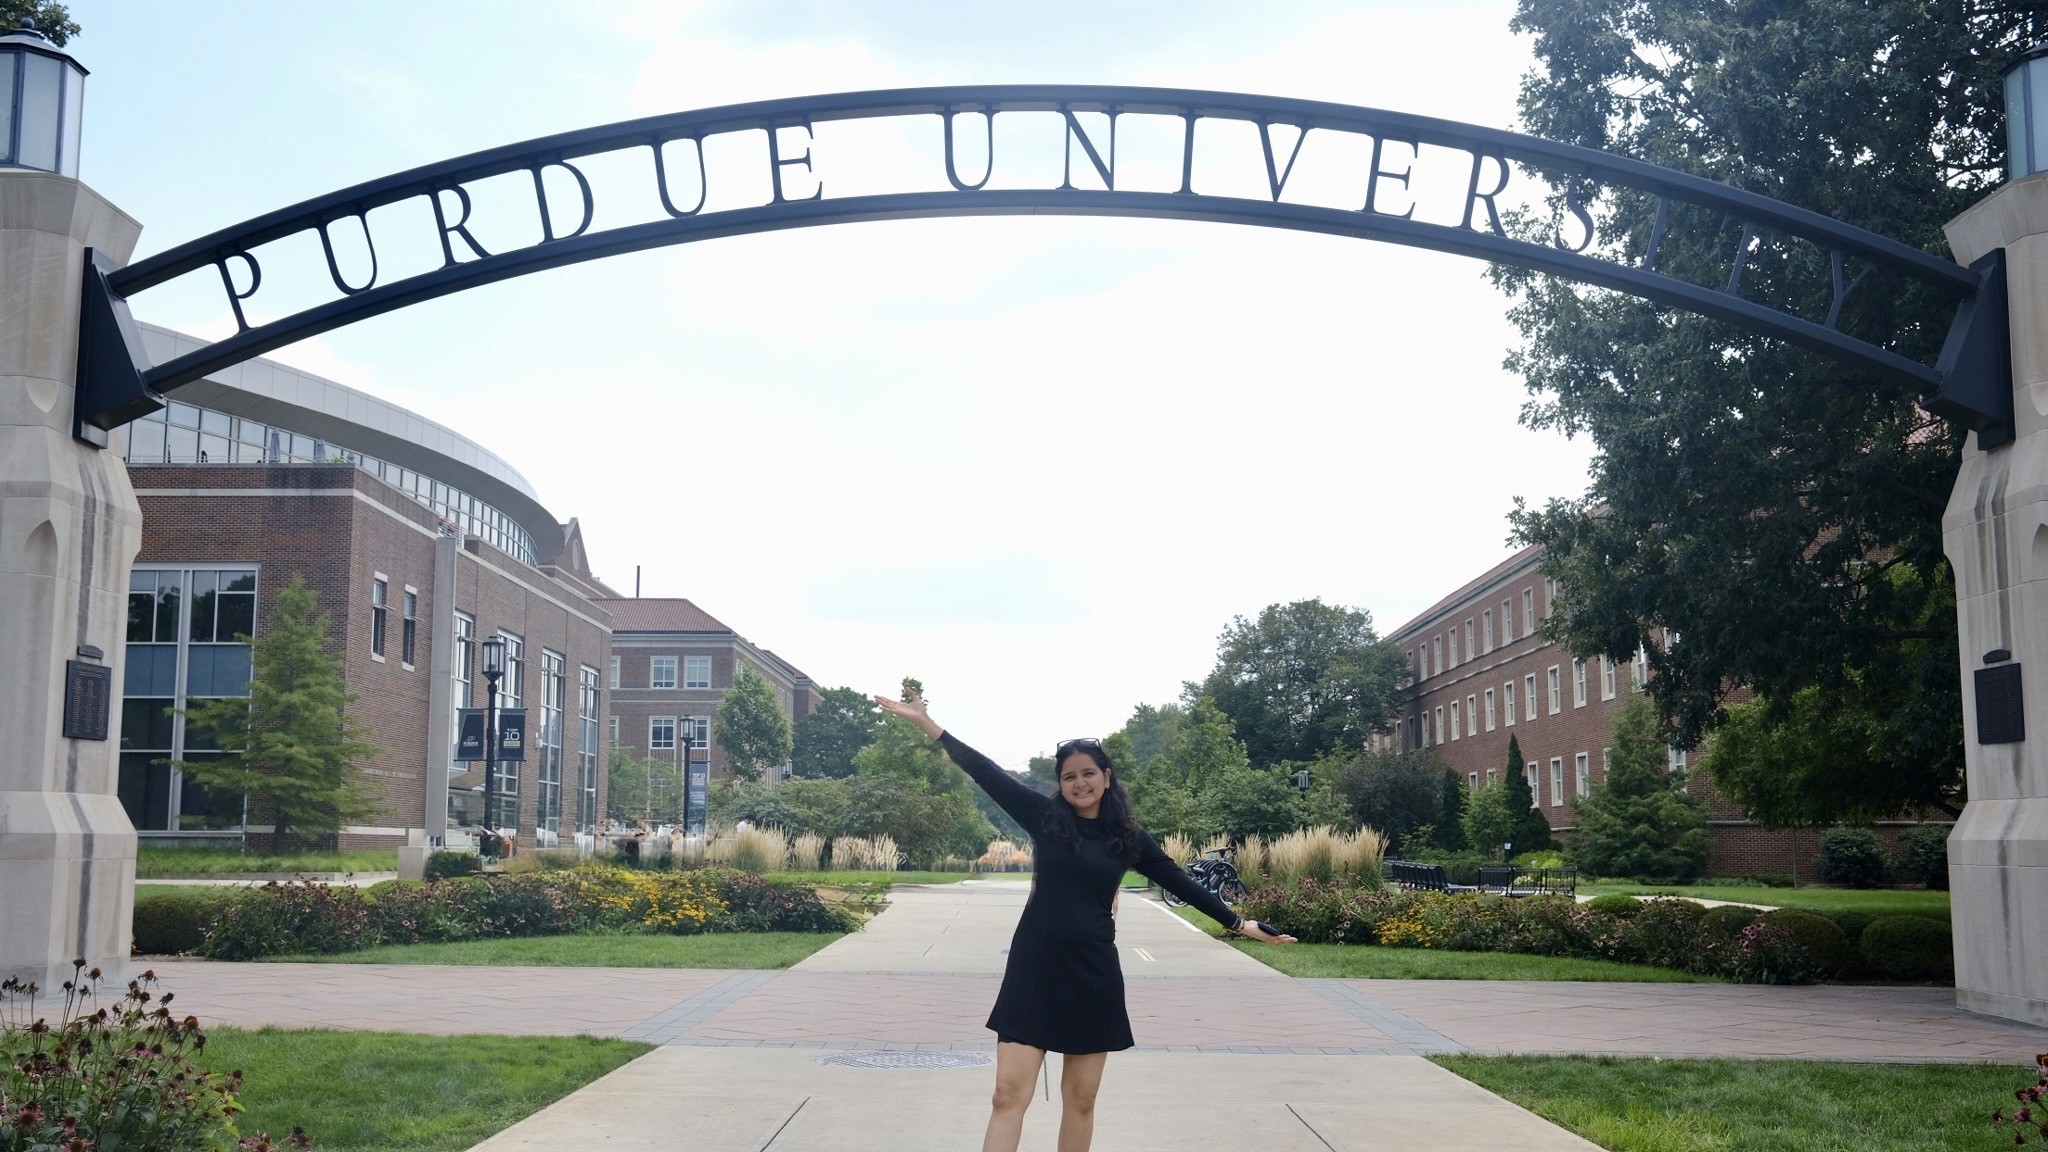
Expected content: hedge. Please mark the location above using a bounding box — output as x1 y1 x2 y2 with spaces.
1238 881 1951 985
131 866 855 960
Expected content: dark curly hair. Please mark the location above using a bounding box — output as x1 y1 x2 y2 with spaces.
1039 742 1146 864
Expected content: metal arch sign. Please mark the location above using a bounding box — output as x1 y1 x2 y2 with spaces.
72 84 2013 447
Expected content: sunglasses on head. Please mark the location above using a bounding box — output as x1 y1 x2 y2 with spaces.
1055 737 1104 758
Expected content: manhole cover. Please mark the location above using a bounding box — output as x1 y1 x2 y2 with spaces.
815 1051 993 1070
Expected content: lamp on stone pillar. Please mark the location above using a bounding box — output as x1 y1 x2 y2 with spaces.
2006 42 2048 181
0 21 86 178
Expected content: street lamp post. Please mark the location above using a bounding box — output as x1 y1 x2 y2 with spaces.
480 636 505 858
0 21 87 178
2005 41 2048 180
1292 766 1312 793
679 730 694 833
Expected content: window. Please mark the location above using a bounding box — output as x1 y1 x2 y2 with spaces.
1521 589 1534 637
609 715 619 745
450 612 474 787
1432 636 1443 675
538 651 566 834
1502 681 1516 727
1632 644 1649 689
1668 747 1688 773
1572 658 1587 707
118 567 258 833
1545 577 1560 617
1600 655 1617 700
1483 610 1494 653
682 717 709 747
1434 707 1445 744
578 666 601 832
1469 771 1480 787
685 656 712 689
1449 701 1461 740
1524 674 1538 721
1576 752 1591 798
651 656 678 689
649 716 677 750
1486 769 1497 786
370 577 388 658
1464 620 1475 661
1465 694 1477 736
1525 761 1540 807
492 633 524 829
1550 758 1563 806
1501 599 1514 644
400 589 417 665
1547 666 1561 714
1484 688 1496 731
1417 712 1428 748
1411 649 1420 681
610 655 621 689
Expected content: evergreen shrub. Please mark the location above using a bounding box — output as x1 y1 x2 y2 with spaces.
424 850 481 880
1861 915 1954 981
1899 825 1951 889
1584 893 1643 918
1761 909 1851 978
130 890 237 956
1817 827 1892 888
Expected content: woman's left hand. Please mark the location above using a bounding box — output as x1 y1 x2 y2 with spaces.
1237 920 1296 945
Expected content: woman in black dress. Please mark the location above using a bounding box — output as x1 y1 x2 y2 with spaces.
874 690 1293 1152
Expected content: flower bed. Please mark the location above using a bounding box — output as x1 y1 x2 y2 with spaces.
1238 881 1951 984
137 867 854 961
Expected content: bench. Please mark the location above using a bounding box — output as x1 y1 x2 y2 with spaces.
1385 859 1476 894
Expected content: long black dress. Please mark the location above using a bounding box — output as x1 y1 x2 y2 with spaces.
937 731 1245 1054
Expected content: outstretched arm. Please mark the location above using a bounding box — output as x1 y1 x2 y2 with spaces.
875 689 1050 830
1131 834 1293 944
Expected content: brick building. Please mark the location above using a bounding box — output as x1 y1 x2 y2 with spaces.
114 324 617 851
601 597 822 829
1388 544 1948 877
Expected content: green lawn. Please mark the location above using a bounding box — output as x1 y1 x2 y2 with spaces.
136 882 239 903
1436 1054 2038 1152
1580 883 1950 919
138 845 397 877
259 931 842 969
763 869 978 886
198 1027 648 1151
1243 941 1721 982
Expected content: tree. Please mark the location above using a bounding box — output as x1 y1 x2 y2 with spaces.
1460 782 1518 861
1572 696 1710 882
709 778 797 830
1500 1 2032 819
1197 599 1410 767
1025 754 1057 789
1111 703 1187 773
1436 768 1468 851
838 774 992 868
715 664 793 782
1326 749 1447 844
1200 766 1300 841
607 745 684 826
776 777 851 837
854 716 962 794
1150 696 1248 791
174 575 377 847
792 686 881 779
2 3 76 44
1501 735 1553 852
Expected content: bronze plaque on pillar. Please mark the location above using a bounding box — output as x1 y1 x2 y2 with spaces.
62 659 112 740
1976 663 2026 744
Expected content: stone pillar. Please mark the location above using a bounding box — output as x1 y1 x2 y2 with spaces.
1944 175 2048 1025
0 171 143 992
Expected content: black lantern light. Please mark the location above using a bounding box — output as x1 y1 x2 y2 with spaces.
478 636 506 853
2007 41 2048 180
0 21 84 177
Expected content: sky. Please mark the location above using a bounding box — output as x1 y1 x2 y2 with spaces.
73 0 1597 767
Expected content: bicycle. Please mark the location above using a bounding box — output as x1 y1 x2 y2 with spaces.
1164 847 1248 907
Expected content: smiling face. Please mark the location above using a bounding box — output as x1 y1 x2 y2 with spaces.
1058 751 1110 817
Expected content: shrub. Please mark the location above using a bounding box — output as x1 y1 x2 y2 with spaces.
1862 915 1954 982
1899 825 1951 890
1259 826 1384 887
1584 893 1643 918
132 890 238 955
1725 918 1821 984
1823 908 1878 969
790 830 825 872
1238 880 1386 945
702 867 854 932
1699 904 1761 941
572 868 729 934
424 850 481 880
1616 898 1708 970
200 880 371 960
2 962 308 1151
1762 909 1851 978
1817 827 1892 888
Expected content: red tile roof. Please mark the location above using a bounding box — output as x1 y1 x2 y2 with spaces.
594 598 732 634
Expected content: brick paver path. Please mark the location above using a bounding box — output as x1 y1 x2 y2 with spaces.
147 881 2048 1064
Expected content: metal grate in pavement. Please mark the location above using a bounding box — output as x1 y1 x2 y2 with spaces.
816 1051 994 1070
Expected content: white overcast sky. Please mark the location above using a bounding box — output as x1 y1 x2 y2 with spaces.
75 0 1595 767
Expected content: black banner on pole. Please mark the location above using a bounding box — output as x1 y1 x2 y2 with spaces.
454 708 488 762
496 709 528 762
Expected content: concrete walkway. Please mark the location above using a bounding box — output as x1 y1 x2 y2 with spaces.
141 881 2048 1149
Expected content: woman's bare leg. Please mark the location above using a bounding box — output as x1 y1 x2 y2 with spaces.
1057 1051 1109 1152
983 1041 1045 1152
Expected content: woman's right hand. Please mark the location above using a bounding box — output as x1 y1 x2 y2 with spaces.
875 688 943 740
